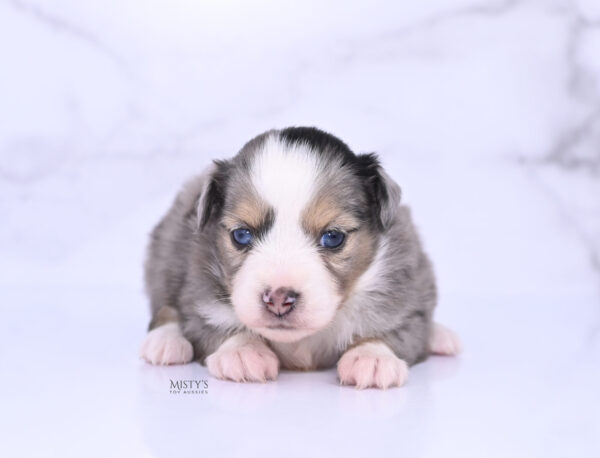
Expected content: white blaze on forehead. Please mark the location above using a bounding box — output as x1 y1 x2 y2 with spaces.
230 135 342 342
250 136 321 223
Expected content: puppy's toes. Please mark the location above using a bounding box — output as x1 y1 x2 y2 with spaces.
429 322 461 356
206 333 279 383
140 323 194 365
338 341 408 389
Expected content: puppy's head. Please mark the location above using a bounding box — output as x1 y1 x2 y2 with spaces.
198 127 400 342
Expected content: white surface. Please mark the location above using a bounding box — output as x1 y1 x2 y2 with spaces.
1 287 598 458
0 0 599 457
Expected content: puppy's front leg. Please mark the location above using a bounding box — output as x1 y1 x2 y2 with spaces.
338 319 461 389
337 340 409 389
206 332 280 383
338 309 431 389
140 306 194 365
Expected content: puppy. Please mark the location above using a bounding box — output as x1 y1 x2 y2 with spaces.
140 127 460 388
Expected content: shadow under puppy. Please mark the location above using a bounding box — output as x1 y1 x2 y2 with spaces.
141 127 460 389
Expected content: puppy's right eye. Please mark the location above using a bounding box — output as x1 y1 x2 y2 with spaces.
231 228 253 247
319 230 345 249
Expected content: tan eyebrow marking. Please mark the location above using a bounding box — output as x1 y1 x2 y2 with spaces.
302 194 361 237
223 193 272 230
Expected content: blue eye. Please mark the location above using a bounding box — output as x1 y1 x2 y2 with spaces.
232 228 253 247
320 230 345 249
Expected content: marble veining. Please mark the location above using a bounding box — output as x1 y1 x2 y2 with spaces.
0 1 598 457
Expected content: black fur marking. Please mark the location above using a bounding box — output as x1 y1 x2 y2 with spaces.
407 309 426 320
354 153 391 230
230 207 275 251
279 126 356 165
279 127 392 231
199 160 230 229
254 207 275 242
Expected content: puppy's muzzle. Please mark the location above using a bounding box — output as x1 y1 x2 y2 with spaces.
262 287 299 317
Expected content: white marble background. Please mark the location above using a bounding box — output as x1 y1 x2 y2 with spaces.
0 1 599 457
0 0 598 296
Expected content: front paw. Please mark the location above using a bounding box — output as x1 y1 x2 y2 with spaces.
140 323 194 365
337 341 408 389
206 333 279 383
429 322 461 355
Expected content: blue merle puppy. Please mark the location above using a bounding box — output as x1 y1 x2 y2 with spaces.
140 127 460 389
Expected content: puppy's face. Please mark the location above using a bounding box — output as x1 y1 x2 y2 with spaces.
200 129 399 343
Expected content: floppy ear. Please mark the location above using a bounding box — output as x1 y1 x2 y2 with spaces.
355 153 401 230
197 160 230 230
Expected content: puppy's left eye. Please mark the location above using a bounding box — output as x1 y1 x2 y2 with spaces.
232 228 253 247
320 230 345 249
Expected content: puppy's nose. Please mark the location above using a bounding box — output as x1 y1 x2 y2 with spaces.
262 287 299 317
